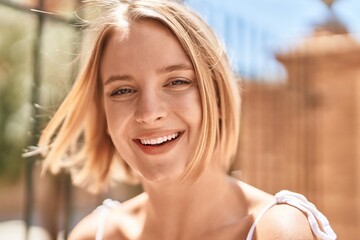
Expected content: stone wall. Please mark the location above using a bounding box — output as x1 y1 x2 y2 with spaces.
234 32 360 239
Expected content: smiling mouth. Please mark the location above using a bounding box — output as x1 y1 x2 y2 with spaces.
137 132 182 146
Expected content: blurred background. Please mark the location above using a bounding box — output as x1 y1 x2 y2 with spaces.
0 0 359 239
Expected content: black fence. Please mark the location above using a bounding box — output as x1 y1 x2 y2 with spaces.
0 0 80 239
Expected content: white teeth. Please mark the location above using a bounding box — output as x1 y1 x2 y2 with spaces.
140 132 180 145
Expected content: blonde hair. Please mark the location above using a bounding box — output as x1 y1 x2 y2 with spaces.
37 0 240 193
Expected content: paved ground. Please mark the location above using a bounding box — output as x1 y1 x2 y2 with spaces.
0 220 64 240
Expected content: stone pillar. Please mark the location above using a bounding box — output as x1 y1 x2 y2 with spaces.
277 31 360 239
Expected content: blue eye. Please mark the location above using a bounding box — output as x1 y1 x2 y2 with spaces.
110 88 136 96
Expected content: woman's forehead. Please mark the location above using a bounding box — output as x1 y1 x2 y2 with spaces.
100 19 194 81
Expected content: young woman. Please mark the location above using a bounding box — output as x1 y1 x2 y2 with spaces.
33 0 337 239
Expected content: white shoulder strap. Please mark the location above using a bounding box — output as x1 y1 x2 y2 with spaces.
246 190 337 240
246 198 277 240
94 199 121 240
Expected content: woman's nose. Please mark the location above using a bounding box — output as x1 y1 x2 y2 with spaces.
134 90 168 125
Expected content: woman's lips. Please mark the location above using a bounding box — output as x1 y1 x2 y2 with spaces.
139 132 180 146
134 131 183 155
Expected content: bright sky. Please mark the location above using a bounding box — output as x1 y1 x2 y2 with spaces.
186 0 360 80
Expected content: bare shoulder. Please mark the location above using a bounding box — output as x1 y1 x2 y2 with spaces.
68 193 147 240
235 180 274 212
256 203 316 240
234 181 315 239
67 210 107 240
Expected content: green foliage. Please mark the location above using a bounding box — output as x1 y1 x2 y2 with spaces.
0 6 78 183
0 7 34 182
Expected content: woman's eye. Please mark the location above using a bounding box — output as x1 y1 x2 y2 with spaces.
110 88 136 97
167 79 191 87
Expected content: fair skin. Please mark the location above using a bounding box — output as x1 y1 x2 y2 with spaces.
101 19 201 183
69 20 316 240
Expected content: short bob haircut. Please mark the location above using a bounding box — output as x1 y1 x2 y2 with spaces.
37 0 241 193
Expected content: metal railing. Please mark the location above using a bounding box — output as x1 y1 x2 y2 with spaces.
0 1 79 239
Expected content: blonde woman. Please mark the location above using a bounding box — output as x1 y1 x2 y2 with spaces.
33 0 336 239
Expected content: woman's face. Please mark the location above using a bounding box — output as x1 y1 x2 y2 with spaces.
100 20 202 183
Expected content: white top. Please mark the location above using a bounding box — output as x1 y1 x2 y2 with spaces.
246 190 337 240
94 190 337 240
94 199 121 240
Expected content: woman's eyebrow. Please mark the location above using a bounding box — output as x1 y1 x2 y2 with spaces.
156 63 194 75
104 63 194 86
104 74 133 86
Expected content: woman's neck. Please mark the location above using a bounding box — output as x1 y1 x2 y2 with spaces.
140 166 246 240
